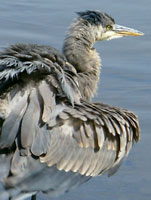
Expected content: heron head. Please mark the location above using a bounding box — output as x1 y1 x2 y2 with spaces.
77 10 144 41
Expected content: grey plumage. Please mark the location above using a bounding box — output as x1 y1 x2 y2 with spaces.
0 10 142 200
76 11 115 26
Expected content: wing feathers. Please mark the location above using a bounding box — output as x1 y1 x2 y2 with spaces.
78 148 94 175
38 81 55 123
38 101 139 177
95 126 104 149
0 91 28 148
21 88 40 148
71 150 88 173
40 130 64 164
0 71 139 180
47 137 68 168
79 124 89 148
31 126 51 156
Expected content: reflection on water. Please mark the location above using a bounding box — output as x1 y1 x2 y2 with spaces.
0 0 150 199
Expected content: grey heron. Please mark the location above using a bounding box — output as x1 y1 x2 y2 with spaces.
0 10 142 200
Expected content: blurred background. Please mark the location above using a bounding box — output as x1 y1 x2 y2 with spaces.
0 0 150 200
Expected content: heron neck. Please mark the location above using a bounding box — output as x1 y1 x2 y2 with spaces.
63 19 101 100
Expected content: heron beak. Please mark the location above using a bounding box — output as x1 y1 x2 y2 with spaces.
114 24 144 36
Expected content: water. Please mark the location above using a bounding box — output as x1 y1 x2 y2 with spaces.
0 0 150 199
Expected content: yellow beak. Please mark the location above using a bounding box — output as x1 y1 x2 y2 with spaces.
114 24 144 36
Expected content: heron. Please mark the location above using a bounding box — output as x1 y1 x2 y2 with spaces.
0 10 142 200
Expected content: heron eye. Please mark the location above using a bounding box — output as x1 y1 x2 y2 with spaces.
106 25 113 31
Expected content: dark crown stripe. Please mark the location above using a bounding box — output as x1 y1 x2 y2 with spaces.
76 10 115 26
